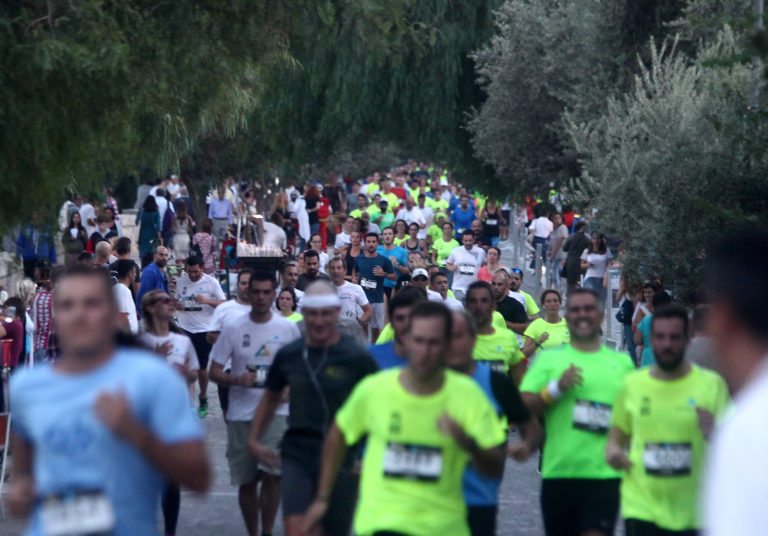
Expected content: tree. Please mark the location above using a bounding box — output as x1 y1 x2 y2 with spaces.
566 32 768 302
0 0 293 226
467 0 687 198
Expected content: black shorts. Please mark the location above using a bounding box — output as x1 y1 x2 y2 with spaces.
625 519 698 536
540 478 620 536
187 331 212 370
501 210 511 226
468 504 497 536
281 456 358 536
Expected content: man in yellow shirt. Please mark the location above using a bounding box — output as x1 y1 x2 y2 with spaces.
606 305 729 535
302 302 506 536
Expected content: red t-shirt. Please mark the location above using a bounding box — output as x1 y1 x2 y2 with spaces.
390 187 407 200
1 318 23 366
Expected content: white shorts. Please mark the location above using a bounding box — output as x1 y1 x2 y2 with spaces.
370 302 386 329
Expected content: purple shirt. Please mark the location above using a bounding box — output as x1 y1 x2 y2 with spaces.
208 198 233 223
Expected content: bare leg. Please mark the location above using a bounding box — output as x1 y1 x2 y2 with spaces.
238 480 259 536
259 473 282 535
198 369 209 401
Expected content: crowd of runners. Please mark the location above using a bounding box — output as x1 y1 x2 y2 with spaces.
0 161 766 536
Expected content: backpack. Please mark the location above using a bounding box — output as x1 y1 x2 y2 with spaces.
190 241 204 260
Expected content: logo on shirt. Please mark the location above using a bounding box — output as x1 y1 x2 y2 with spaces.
389 411 402 435
255 344 270 357
242 334 251 348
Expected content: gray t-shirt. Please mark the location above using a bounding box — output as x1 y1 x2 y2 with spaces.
551 224 570 259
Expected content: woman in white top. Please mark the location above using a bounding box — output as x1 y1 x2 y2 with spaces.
171 201 195 261
307 233 329 272
580 232 612 306
139 289 198 536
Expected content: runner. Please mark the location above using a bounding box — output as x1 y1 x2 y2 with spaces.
429 269 464 311
209 270 301 536
278 261 305 302
378 227 409 299
139 289 200 536
702 229 768 536
492 270 529 336
174 254 226 418
327 256 372 331
368 286 428 369
507 267 540 319
606 305 729 535
7 266 209 534
520 288 635 536
523 289 570 359
248 281 378 536
447 310 542 536
302 301 506 536
355 232 395 341
207 268 254 419
466 281 525 383
446 230 486 303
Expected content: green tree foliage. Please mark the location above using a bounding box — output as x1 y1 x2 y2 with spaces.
567 32 768 302
1 0 292 225
256 0 502 184
467 0 686 198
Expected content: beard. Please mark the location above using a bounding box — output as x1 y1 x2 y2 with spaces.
656 350 685 372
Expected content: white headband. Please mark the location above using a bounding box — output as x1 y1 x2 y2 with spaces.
300 294 341 309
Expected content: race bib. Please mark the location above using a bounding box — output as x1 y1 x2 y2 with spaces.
360 278 377 290
383 442 443 481
643 442 693 476
487 360 507 373
40 491 115 536
459 264 475 275
182 297 202 312
486 218 498 225
572 400 612 434
246 364 270 387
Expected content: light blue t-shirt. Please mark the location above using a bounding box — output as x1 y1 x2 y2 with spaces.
376 245 407 289
10 348 204 536
638 314 656 367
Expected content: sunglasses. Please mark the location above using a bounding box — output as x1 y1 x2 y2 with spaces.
509 268 523 275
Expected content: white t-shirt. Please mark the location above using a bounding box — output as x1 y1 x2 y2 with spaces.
427 288 443 303
210 313 300 421
113 283 138 334
334 231 351 252
174 273 226 333
79 203 97 236
155 196 173 226
551 224 569 259
416 205 434 239
336 281 369 320
580 249 613 279
208 299 251 333
530 216 554 239
166 182 181 198
140 332 200 371
508 290 528 312
704 357 768 536
395 207 426 229
262 221 287 250
442 295 464 311
446 245 486 291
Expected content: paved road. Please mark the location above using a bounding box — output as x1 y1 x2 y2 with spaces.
0 238 568 535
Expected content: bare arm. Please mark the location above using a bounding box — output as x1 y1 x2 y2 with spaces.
510 361 525 386
94 393 210 492
605 426 632 471
247 389 283 468
360 303 373 326
206 331 221 344
506 320 530 335
522 336 537 358
633 328 643 346
438 414 506 478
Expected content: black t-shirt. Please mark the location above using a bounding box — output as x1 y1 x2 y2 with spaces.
265 335 379 468
295 271 331 291
496 296 528 325
306 198 319 224
489 369 531 423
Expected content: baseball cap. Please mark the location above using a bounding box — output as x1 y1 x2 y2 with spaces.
412 268 429 280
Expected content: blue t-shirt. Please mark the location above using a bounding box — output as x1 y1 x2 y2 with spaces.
367 341 406 370
355 254 393 304
135 263 168 308
10 349 203 536
450 207 476 238
638 314 655 367
376 245 407 289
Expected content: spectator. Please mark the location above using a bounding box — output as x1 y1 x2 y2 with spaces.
136 194 162 265
16 213 57 277
61 212 88 267
208 185 233 242
192 219 218 275
172 201 195 261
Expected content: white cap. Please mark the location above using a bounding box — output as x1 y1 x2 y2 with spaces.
412 268 429 280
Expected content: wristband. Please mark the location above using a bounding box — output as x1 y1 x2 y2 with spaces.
547 380 563 401
539 386 555 405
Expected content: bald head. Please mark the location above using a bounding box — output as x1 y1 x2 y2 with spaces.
94 241 112 263
154 246 169 268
